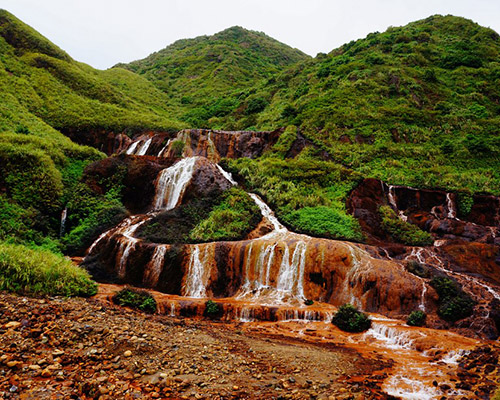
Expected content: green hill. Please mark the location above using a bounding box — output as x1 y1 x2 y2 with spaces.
179 15 500 195
116 26 309 128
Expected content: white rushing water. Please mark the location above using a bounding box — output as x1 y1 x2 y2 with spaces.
365 323 415 350
158 139 172 157
249 193 287 233
183 245 212 298
143 245 168 287
216 164 238 185
276 241 308 301
60 208 67 237
387 185 408 221
153 157 198 211
126 141 140 155
136 137 152 156
446 193 457 219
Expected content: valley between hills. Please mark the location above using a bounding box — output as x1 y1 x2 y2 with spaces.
0 8 499 400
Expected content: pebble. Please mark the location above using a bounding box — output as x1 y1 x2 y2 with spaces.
123 350 132 357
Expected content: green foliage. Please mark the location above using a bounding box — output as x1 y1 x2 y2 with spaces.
190 187 260 242
430 276 475 322
0 241 97 296
304 299 314 306
205 300 220 317
405 260 430 278
271 125 297 157
457 192 474 218
113 288 157 313
283 207 364 242
379 206 433 246
332 304 372 333
407 310 426 326
224 157 364 241
171 140 185 157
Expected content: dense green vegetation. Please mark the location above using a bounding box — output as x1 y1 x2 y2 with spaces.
0 242 97 296
407 310 427 327
117 26 308 129
332 304 372 333
430 276 475 322
138 188 260 244
204 300 221 318
223 156 364 241
190 187 260 242
124 15 500 197
113 287 157 313
379 206 433 246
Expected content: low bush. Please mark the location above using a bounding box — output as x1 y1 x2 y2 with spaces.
430 276 475 322
189 188 260 242
0 242 97 297
204 300 221 318
379 206 433 246
405 260 430 278
332 304 372 332
407 310 426 326
112 288 157 313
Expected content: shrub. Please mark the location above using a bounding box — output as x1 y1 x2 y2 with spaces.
113 288 157 313
171 140 185 157
430 276 475 322
405 260 430 278
189 187 260 242
272 125 297 157
0 242 97 297
332 304 371 332
379 206 433 246
205 300 220 318
246 97 268 114
407 310 426 326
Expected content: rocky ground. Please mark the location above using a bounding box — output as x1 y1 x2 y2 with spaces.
0 291 392 400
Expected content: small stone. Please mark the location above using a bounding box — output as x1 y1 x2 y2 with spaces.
123 350 132 357
7 361 21 368
233 385 239 390
4 321 21 329
41 368 51 377
29 364 41 370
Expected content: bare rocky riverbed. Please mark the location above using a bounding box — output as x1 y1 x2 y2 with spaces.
0 288 498 400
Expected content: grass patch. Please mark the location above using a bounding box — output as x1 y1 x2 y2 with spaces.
379 206 433 246
112 287 157 313
0 241 97 297
189 187 261 242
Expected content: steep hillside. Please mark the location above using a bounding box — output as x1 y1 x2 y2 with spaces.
208 15 500 197
0 9 181 256
117 26 309 128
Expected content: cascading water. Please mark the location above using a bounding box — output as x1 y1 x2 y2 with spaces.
153 157 198 211
276 240 307 301
158 139 172 157
136 137 152 156
446 193 457 219
216 164 237 185
183 244 213 298
60 208 67 237
143 245 168 287
248 193 287 233
126 141 140 155
387 185 408 221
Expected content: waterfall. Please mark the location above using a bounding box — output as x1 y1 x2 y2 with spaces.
446 193 457 219
136 138 152 156
343 246 364 309
117 239 137 279
365 323 415 350
238 242 276 299
153 157 197 211
126 141 140 155
419 281 427 312
143 245 167 287
183 244 212 298
276 241 307 301
387 185 408 221
216 164 237 185
59 208 67 237
249 193 287 233
158 139 172 157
